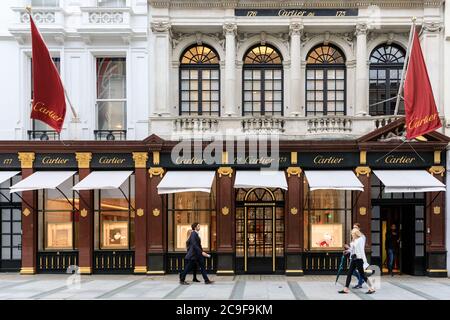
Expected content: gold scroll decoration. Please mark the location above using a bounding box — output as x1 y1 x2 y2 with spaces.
152 208 160 217
80 209 88 218
218 167 233 178
355 166 371 177
75 152 92 169
287 167 301 177
149 167 164 178
18 152 35 169
132 152 148 169
22 208 31 217
290 207 298 215
136 208 144 217
429 166 445 177
221 206 229 216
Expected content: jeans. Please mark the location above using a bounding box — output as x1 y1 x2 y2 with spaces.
387 249 395 272
180 258 209 282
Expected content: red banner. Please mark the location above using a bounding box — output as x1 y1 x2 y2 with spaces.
404 30 441 139
30 16 66 133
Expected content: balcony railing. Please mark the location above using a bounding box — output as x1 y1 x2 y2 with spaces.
80 7 131 26
241 117 285 134
174 117 219 133
28 130 60 141
307 116 353 134
94 130 126 140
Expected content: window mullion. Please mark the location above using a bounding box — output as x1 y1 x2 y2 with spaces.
198 69 202 116
323 68 328 115
261 69 265 115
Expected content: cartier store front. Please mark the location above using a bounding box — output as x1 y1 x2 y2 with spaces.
0 120 448 277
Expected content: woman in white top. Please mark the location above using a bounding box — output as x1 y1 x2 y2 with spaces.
339 228 375 294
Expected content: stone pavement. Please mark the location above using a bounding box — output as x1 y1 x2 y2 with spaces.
0 273 449 300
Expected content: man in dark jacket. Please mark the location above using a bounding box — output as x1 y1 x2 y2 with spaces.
179 222 214 285
385 223 400 276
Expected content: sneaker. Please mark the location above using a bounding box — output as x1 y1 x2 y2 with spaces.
180 280 190 285
205 280 215 284
192 278 200 283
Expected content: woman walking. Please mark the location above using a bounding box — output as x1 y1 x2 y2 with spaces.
339 228 376 294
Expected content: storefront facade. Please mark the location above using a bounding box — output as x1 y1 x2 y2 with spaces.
0 120 447 277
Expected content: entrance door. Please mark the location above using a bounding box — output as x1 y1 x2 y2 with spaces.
0 207 22 271
245 206 274 273
378 205 425 275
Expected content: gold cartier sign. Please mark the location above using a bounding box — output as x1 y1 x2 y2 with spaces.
98 156 126 164
384 155 415 164
41 156 69 165
313 155 344 165
235 156 288 165
175 157 204 165
32 102 63 123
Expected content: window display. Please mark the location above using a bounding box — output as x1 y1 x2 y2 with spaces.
310 223 343 250
176 224 209 250
46 222 72 249
101 220 128 249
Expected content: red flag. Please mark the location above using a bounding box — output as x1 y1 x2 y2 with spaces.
30 16 66 132
404 30 441 139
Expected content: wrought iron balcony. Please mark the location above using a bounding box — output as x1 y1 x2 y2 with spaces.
94 130 127 141
27 130 60 141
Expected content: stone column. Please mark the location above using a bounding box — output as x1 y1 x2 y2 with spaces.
223 23 237 116
18 153 36 275
132 152 148 274
75 152 93 275
355 23 368 116
289 22 303 116
151 21 171 115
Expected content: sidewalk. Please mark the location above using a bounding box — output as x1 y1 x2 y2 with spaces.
0 274 449 300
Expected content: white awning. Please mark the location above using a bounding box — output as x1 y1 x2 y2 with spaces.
304 170 364 191
10 171 76 193
234 171 288 190
157 171 216 194
0 171 20 185
73 171 133 191
373 170 446 193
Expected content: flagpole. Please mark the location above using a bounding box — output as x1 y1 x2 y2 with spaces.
394 17 416 115
26 5 79 121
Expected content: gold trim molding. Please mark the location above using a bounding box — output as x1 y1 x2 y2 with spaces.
134 266 147 273
221 206 229 215
137 208 144 217
218 167 233 178
79 267 92 274
287 167 301 177
152 208 160 217
153 151 160 165
434 151 441 164
146 270 165 275
429 166 445 176
355 166 371 177
360 151 367 165
75 152 92 169
80 209 88 218
291 152 298 165
23 208 31 217
132 152 148 169
18 152 35 169
20 267 35 275
149 167 164 178
222 151 229 164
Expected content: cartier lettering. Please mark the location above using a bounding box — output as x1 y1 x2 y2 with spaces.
278 9 314 17
41 156 69 165
313 155 344 164
32 102 64 122
99 156 126 164
384 155 415 164
407 113 439 130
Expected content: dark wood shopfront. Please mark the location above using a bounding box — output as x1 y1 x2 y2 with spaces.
0 119 448 276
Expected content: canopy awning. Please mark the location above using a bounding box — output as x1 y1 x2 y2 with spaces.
304 170 364 191
373 170 446 193
10 171 76 193
157 171 216 194
0 171 20 185
234 171 288 190
73 171 133 191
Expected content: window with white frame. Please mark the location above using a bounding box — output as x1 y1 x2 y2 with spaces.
96 57 127 131
97 0 126 7
30 0 59 7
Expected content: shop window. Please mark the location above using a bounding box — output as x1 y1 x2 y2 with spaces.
38 174 79 251
168 190 216 252
369 44 406 116
94 175 135 250
98 0 126 7
304 179 352 251
179 45 220 116
306 44 346 116
30 0 59 7
96 57 127 132
243 45 283 116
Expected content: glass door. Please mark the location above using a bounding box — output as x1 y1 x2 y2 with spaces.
1 207 22 271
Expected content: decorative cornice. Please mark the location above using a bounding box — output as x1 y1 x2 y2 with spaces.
355 23 368 36
429 166 445 176
289 22 304 37
223 22 237 36
76 152 92 169
355 166 371 177
132 152 148 169
218 166 233 177
286 167 302 177
18 152 35 169
151 20 171 33
422 21 443 33
149 167 165 178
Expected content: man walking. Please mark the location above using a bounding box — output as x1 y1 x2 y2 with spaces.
180 222 214 285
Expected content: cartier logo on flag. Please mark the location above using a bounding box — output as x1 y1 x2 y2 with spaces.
29 15 66 132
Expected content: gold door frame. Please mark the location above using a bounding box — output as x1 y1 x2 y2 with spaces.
243 188 276 273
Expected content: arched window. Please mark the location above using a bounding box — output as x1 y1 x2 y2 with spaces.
243 45 283 116
179 45 220 115
369 44 406 115
306 45 346 116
